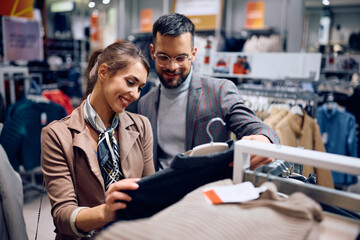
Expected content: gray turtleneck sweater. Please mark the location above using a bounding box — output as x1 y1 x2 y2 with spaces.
157 69 193 169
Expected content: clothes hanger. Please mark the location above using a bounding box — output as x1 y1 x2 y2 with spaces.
189 117 229 156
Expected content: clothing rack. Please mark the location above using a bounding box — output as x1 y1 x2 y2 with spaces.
237 86 322 117
0 66 29 105
233 140 360 213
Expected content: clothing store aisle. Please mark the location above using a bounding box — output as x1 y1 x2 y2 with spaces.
23 190 56 240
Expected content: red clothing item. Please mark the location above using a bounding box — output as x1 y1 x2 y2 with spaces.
42 89 73 115
233 62 245 74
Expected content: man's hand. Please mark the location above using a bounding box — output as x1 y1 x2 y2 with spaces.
241 135 274 170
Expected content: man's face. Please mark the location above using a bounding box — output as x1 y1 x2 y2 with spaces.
150 32 197 89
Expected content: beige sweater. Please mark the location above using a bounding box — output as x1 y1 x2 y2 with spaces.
275 111 334 188
97 179 323 240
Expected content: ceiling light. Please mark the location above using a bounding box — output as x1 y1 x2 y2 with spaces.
103 0 111 4
322 0 330 6
88 1 95 8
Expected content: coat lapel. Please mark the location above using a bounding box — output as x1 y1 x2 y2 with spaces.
186 77 202 150
118 112 139 167
69 101 104 189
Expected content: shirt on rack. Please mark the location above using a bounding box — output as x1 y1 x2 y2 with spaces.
99 179 323 240
42 89 73 115
316 104 358 186
275 110 334 188
0 99 67 171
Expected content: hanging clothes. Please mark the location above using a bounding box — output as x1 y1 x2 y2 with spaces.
263 107 288 129
0 98 67 171
275 110 334 188
316 104 358 187
42 89 73 115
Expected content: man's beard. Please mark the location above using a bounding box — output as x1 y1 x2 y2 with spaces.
157 69 189 89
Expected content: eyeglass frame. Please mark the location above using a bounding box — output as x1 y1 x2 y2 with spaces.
153 53 192 67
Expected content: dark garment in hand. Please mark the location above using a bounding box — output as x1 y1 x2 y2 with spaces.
115 140 234 221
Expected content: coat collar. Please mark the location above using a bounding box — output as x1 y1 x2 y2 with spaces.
67 100 139 189
287 109 308 137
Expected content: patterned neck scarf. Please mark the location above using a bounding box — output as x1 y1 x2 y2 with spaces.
83 94 124 190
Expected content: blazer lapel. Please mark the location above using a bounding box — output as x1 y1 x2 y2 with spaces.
186 77 202 150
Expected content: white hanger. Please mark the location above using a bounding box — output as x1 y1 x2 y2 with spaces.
290 105 303 116
190 117 229 156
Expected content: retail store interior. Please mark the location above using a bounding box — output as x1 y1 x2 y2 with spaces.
0 0 360 239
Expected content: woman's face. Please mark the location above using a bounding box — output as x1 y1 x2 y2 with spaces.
102 60 147 113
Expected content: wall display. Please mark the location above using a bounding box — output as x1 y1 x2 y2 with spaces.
173 0 223 30
140 9 153 33
0 0 33 19
195 52 322 81
245 1 265 29
2 16 43 62
322 54 360 73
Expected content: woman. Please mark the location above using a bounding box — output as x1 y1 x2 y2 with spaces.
41 40 154 239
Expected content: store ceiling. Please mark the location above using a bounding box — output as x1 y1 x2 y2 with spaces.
305 0 360 7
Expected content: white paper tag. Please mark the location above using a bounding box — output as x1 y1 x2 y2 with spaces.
41 112 47 126
322 132 328 144
202 182 267 205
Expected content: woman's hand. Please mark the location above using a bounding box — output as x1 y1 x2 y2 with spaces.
103 178 140 223
75 178 140 233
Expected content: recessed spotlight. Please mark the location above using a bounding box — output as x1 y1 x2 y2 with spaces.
103 0 110 4
88 1 95 8
322 0 330 6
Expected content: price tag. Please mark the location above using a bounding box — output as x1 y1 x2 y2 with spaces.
203 181 267 205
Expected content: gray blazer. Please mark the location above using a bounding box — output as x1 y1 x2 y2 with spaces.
138 74 279 170
0 144 28 240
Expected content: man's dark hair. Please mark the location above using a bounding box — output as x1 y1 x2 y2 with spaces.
152 13 195 47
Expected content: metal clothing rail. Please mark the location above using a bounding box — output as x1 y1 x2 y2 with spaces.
233 140 360 212
0 66 29 105
237 86 320 101
237 86 323 117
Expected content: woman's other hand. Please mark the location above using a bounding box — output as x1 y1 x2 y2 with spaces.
104 178 140 222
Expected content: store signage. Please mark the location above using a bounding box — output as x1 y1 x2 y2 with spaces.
2 16 43 62
173 0 223 30
245 1 265 29
140 9 153 33
0 0 34 19
50 1 75 13
194 52 322 81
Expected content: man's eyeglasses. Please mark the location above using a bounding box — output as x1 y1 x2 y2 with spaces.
153 53 191 67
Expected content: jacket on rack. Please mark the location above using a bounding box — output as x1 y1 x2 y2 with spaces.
275 110 334 188
138 74 280 170
264 107 288 129
0 98 67 171
316 104 358 186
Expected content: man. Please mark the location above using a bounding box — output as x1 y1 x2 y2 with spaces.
138 13 279 171
242 56 251 74
233 56 244 74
